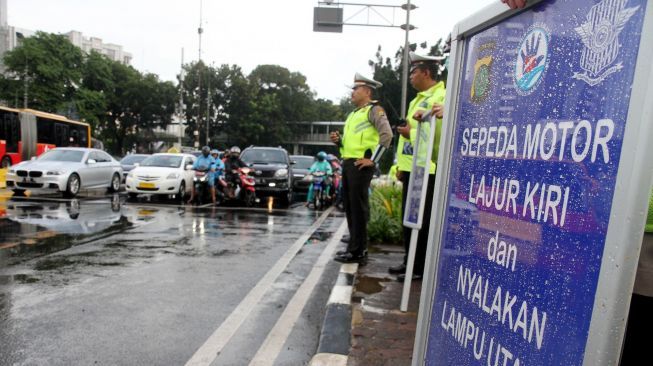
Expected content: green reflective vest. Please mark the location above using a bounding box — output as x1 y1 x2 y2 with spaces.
396 82 446 174
646 189 653 233
341 105 379 159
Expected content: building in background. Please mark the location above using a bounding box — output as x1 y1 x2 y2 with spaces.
0 0 131 74
65 31 132 64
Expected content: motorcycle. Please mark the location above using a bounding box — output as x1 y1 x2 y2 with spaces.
217 167 257 207
192 169 212 205
306 171 330 210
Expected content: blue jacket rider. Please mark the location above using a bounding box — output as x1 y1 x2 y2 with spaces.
306 151 333 206
187 146 217 204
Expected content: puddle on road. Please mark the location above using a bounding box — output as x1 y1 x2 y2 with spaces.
0 274 40 285
305 230 333 244
355 275 390 295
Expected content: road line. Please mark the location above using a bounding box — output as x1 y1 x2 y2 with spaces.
248 220 348 366
184 206 335 366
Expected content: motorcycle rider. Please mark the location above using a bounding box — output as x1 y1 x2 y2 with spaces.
224 146 248 198
306 151 333 207
211 149 227 189
326 154 342 204
187 146 217 204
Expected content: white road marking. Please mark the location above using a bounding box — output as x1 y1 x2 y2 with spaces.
184 206 335 366
339 263 358 275
248 221 348 366
327 285 353 305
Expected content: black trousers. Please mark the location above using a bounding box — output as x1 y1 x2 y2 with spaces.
342 159 374 256
400 171 436 275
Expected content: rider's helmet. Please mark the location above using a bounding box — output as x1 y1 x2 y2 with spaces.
210 149 219 157
230 146 241 157
201 146 210 157
326 154 336 162
317 151 327 162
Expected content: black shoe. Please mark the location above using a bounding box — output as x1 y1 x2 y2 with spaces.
397 273 422 282
334 251 367 265
388 263 406 275
336 249 349 256
340 235 350 243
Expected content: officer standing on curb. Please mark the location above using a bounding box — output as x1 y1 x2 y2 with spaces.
389 52 446 281
331 73 393 264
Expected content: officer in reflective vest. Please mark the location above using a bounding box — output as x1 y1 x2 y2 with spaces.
389 52 447 281
330 73 393 264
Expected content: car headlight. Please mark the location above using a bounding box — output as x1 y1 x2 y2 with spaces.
167 173 180 179
274 169 288 178
46 171 63 176
127 171 134 178
8 169 15 174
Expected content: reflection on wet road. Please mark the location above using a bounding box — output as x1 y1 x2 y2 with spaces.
0 196 345 365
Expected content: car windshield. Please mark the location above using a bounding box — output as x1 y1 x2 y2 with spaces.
121 155 149 165
38 150 85 162
241 150 286 164
292 157 314 169
140 155 183 168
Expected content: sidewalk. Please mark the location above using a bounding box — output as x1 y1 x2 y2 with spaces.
348 243 422 366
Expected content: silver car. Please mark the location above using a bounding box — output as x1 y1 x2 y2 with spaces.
6 148 123 197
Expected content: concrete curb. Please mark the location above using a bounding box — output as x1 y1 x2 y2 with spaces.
309 262 358 366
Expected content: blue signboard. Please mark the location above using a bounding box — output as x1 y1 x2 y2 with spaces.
425 1 648 365
404 118 435 229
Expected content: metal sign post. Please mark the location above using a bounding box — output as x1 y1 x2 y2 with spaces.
401 113 436 312
412 0 653 365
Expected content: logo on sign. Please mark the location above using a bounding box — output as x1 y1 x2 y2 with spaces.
573 0 640 86
514 26 550 95
471 42 495 103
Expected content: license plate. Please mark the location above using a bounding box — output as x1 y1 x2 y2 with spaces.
138 182 155 189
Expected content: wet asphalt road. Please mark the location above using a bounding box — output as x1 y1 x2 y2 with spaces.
0 192 346 366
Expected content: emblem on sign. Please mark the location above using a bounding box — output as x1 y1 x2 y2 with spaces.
514 26 550 95
573 0 640 86
471 42 495 103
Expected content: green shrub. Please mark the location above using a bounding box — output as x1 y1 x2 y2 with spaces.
367 183 403 244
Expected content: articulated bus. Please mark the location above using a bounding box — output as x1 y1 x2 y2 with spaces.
0 106 91 168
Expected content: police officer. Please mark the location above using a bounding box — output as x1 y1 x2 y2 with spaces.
389 52 446 281
331 73 393 264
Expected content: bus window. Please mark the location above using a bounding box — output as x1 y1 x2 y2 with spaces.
68 125 88 147
54 123 69 147
2 113 19 152
36 117 55 145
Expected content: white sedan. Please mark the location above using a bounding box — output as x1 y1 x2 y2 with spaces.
125 153 196 201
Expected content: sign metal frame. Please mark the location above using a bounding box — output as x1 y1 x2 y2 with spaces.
412 0 653 365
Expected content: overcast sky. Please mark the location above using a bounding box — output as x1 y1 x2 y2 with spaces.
8 0 495 103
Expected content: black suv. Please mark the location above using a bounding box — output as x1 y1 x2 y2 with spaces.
240 146 294 205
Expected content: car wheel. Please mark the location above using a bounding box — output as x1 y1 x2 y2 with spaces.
1 156 11 169
280 190 292 207
64 173 81 198
12 189 25 196
108 173 121 193
177 181 186 202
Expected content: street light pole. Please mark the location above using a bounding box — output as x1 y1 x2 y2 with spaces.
206 67 211 146
196 0 204 149
400 0 412 118
178 48 185 149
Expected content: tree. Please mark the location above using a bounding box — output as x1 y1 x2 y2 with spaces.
0 32 83 112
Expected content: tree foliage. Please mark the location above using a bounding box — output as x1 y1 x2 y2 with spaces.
0 30 365 155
